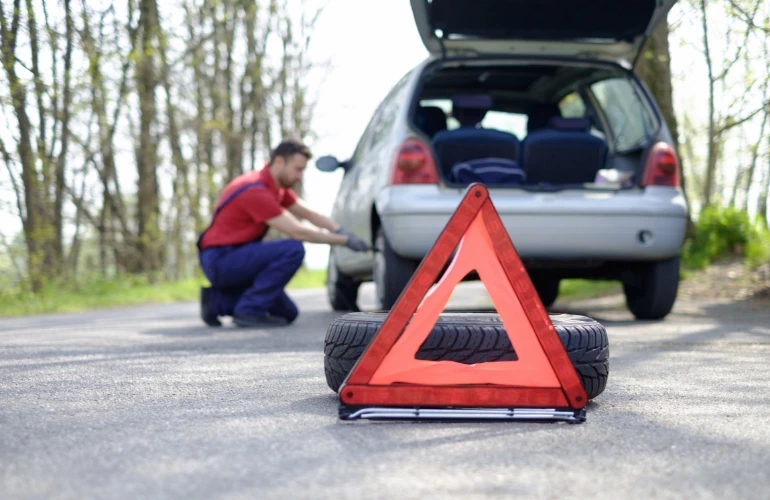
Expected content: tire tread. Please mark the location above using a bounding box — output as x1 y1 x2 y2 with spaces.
323 312 609 400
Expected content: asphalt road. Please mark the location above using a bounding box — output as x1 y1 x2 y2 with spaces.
2 283 769 499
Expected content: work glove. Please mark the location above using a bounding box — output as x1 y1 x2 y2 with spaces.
345 233 371 252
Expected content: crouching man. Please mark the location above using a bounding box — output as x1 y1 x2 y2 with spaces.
196 138 370 327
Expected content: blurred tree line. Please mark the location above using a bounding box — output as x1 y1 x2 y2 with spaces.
634 0 770 268
1 0 769 297
0 0 321 292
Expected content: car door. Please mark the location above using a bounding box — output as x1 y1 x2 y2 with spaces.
329 141 367 234
349 70 415 232
328 104 385 275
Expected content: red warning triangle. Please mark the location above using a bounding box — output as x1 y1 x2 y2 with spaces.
339 183 587 411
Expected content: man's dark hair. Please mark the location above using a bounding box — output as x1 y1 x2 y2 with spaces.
269 138 312 164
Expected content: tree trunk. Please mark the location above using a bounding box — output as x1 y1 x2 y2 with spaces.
223 1 242 182
742 113 768 212
700 0 718 208
206 0 222 209
66 171 88 277
729 126 747 208
0 0 52 292
99 202 109 277
186 3 207 233
54 0 74 275
25 0 62 274
80 2 133 244
760 131 770 226
157 1 197 270
135 0 162 275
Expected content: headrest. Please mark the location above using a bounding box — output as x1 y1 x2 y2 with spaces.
527 102 562 133
415 105 448 137
452 94 493 110
549 117 591 132
451 95 492 127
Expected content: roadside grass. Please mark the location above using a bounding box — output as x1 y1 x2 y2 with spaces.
0 268 327 318
558 279 621 301
4 203 767 320
0 266 622 318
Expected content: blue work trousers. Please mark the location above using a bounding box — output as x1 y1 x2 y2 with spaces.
199 239 305 322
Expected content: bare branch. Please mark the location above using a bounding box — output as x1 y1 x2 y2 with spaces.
12 55 33 73
718 103 769 134
0 232 25 283
64 182 99 229
78 0 131 236
107 2 140 143
727 0 770 34
43 0 60 161
715 0 761 82
0 137 25 225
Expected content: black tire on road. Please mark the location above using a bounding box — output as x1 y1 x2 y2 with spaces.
531 276 560 307
373 228 419 310
326 251 360 312
324 312 609 401
623 256 680 320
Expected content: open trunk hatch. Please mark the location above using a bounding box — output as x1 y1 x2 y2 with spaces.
410 0 678 65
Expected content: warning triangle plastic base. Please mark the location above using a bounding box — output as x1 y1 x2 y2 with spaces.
338 183 588 423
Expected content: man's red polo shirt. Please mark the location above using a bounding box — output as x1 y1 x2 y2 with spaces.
199 166 298 249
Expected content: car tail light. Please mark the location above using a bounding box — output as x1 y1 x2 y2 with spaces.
641 142 680 187
390 138 439 185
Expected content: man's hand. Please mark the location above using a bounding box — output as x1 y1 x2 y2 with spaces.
266 212 370 250
345 233 371 252
338 227 372 252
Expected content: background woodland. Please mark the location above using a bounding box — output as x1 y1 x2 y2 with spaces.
0 0 768 304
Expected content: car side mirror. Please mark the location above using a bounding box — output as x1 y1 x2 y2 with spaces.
316 155 342 172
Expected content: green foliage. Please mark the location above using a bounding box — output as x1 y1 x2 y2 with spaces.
682 205 770 269
0 268 327 318
0 266 626 318
559 279 621 300
746 223 770 268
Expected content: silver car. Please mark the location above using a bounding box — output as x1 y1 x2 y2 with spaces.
316 0 687 320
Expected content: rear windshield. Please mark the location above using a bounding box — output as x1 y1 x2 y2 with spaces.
419 71 658 152
560 77 658 152
420 99 528 139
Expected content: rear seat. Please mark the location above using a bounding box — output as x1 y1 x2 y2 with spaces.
521 117 607 186
432 95 521 180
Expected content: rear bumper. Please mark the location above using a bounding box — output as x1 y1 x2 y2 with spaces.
376 185 688 261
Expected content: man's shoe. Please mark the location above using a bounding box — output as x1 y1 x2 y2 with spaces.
232 313 289 328
200 287 222 327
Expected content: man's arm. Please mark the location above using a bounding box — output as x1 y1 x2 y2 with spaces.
286 198 340 232
266 209 347 245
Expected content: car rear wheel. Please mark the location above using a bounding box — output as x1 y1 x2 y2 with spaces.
373 228 419 310
531 276 560 307
623 256 680 320
323 312 610 401
326 251 360 312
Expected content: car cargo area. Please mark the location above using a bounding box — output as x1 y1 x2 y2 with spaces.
410 60 661 191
